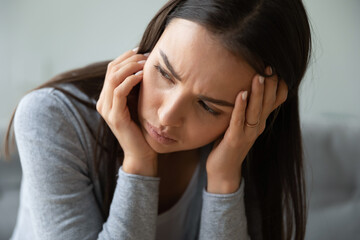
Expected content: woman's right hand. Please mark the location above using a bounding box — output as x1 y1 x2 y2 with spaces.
96 49 158 177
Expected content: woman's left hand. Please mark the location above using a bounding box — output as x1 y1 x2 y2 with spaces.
206 67 288 194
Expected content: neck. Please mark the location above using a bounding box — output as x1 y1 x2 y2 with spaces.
158 148 199 160
157 148 200 169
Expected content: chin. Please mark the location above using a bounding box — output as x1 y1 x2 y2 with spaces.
140 128 176 153
145 137 177 154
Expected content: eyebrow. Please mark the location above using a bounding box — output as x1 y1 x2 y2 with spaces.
199 95 234 107
159 49 235 108
160 49 182 81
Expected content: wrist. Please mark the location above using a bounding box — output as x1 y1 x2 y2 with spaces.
206 173 242 194
122 155 158 177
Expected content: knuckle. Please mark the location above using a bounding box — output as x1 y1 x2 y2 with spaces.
282 90 288 102
128 49 137 55
234 118 242 127
127 74 138 81
278 92 287 104
107 113 115 125
259 123 266 134
127 61 140 69
110 71 125 85
114 85 124 97
96 101 102 113
107 61 114 70
130 61 143 71
110 72 120 83
111 64 120 73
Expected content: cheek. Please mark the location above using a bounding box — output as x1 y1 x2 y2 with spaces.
138 65 161 116
187 117 230 145
142 61 160 95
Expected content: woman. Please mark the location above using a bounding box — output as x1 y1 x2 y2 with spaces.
5 0 311 239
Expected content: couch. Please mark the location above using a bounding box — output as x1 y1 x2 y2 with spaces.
302 114 360 239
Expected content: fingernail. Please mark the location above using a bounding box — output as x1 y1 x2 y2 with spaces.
267 66 273 75
143 52 150 57
242 91 248 101
259 76 264 84
137 60 146 64
132 47 139 52
135 70 143 76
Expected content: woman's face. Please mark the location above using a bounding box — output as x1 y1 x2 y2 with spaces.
138 18 255 153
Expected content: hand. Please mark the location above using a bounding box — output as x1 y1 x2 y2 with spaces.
206 67 288 194
96 49 158 177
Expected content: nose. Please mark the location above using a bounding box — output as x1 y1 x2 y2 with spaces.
158 91 186 128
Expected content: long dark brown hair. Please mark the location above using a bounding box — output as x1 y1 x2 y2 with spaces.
4 0 311 239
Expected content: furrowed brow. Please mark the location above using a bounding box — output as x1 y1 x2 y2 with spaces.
159 49 234 108
159 49 182 81
199 95 234 107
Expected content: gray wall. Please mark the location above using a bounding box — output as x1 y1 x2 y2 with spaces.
1 0 360 131
0 0 167 129
300 0 360 119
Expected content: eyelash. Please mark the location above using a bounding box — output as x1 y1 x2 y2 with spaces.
154 64 220 116
154 65 173 83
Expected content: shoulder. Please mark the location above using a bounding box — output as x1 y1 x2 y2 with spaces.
16 85 96 121
14 88 69 136
14 85 102 163
13 87 106 219
15 85 100 132
16 87 62 117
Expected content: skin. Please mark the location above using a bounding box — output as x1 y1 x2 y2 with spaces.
96 18 288 194
138 19 254 154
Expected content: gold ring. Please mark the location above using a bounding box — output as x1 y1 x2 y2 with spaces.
245 120 260 128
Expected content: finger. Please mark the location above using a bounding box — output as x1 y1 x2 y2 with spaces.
112 71 143 119
107 48 148 78
111 49 138 66
98 49 143 114
259 67 278 127
273 79 288 110
102 60 146 112
227 91 248 142
112 60 146 87
244 74 264 134
112 54 148 73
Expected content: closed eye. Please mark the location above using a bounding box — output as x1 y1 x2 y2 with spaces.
154 64 174 83
154 64 220 116
198 101 220 116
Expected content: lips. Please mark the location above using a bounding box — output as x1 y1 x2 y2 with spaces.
145 121 177 145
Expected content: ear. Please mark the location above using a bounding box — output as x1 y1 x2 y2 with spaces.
272 79 288 111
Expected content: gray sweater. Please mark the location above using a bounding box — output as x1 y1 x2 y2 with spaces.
11 85 250 240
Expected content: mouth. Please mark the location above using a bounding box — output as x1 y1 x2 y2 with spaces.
145 121 177 145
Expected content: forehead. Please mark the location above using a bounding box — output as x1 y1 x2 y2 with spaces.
153 18 255 102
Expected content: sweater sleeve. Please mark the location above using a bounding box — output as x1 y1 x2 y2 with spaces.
99 166 160 239
14 89 160 240
199 178 251 240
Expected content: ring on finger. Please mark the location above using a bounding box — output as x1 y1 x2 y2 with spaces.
245 120 260 128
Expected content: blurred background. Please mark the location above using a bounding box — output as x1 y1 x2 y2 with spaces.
0 0 359 129
0 0 359 239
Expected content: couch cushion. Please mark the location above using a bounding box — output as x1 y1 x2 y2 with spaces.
301 114 360 240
